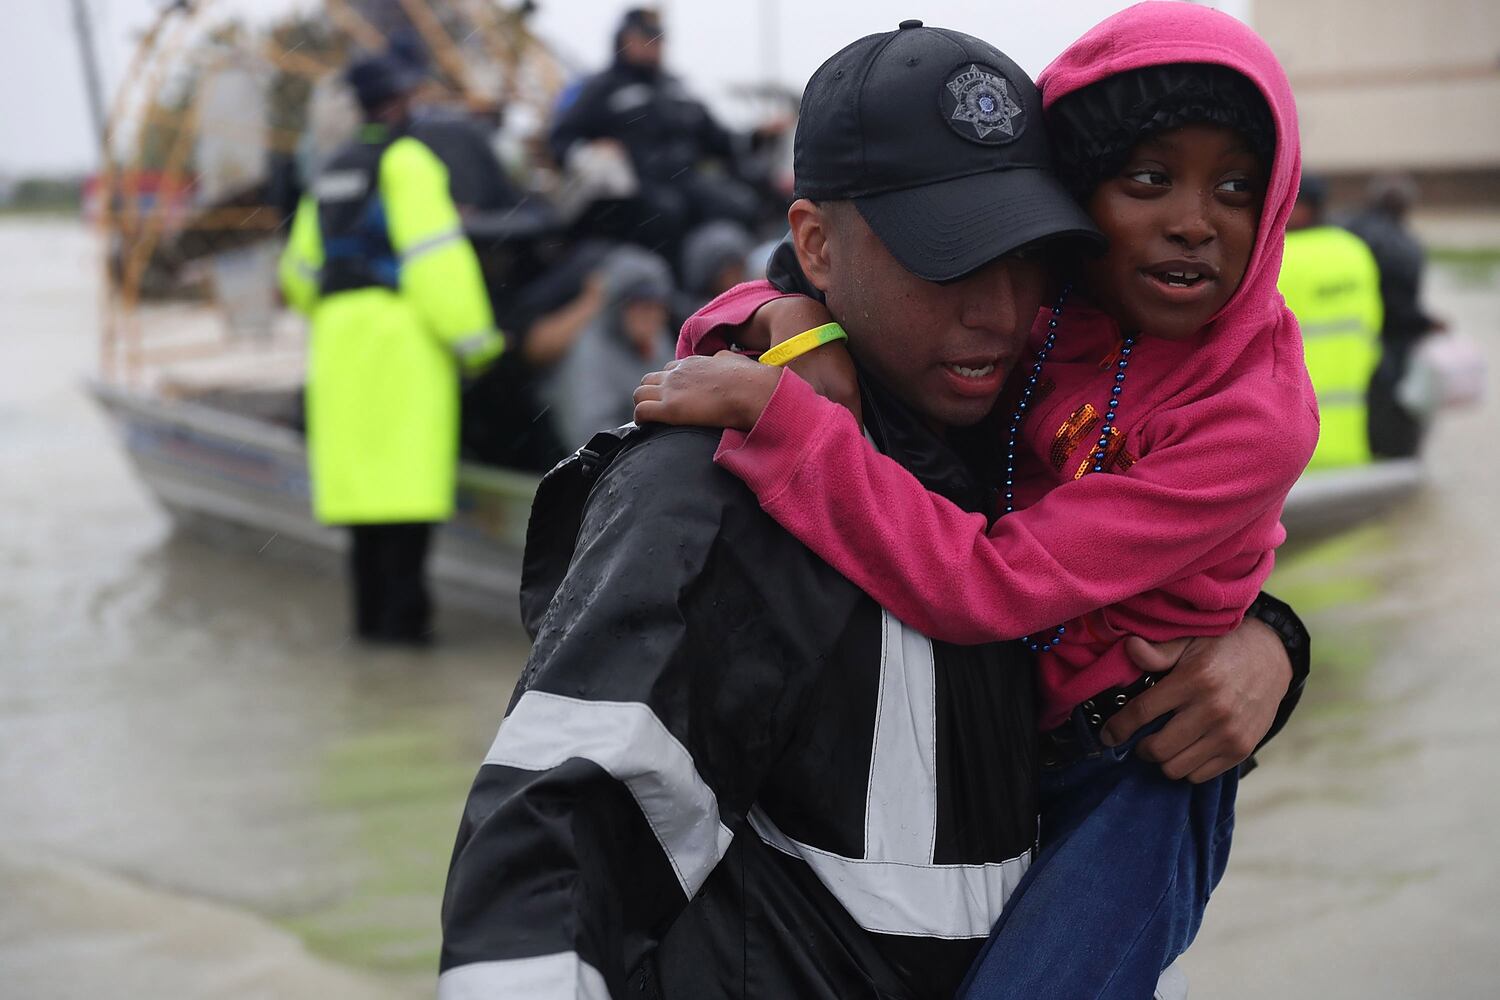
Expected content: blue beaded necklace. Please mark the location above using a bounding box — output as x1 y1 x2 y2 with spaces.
1002 284 1137 654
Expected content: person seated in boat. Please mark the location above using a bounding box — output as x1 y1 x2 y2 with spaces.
546 7 785 264
383 31 534 219
635 6 1317 994
1279 176 1383 470
439 21 1310 999
458 239 617 473
456 230 730 473
540 245 677 451
464 239 676 470
279 53 503 646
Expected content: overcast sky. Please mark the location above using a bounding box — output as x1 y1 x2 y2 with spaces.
1 0 1249 175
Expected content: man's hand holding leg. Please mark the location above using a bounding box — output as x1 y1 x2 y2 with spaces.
1099 617 1291 783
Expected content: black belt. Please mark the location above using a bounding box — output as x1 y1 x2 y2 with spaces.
1039 673 1160 769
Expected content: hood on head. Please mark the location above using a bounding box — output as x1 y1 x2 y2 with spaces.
680 221 753 297
1037 1 1300 328
599 246 675 309
593 247 675 347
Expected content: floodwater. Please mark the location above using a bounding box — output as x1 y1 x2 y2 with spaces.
1 216 1497 998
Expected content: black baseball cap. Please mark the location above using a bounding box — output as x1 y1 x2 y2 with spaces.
794 20 1103 282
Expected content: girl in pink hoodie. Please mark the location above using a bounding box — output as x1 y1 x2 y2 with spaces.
637 4 1317 996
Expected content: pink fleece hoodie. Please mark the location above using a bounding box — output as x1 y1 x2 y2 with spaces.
677 2 1320 729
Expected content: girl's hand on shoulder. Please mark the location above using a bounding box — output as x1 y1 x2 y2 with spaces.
634 352 781 431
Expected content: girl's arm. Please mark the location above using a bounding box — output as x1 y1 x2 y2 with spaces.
709 370 1316 645
665 280 862 425
677 280 799 358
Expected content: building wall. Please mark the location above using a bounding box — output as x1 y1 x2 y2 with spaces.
1254 0 1500 185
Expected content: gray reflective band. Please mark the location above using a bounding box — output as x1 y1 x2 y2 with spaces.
1316 389 1368 408
484 691 732 897
1299 318 1370 338
865 611 938 863
400 227 463 265
438 952 609 1000
453 330 501 360
313 169 368 202
295 261 319 282
749 807 1030 938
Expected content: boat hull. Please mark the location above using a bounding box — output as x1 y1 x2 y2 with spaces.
89 382 539 613
1279 458 1423 550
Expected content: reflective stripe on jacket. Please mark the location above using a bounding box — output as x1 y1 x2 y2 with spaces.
1278 225 1383 470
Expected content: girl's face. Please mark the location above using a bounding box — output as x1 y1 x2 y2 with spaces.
1083 123 1265 340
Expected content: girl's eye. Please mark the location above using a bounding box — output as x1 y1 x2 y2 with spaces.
1126 169 1169 186
1217 176 1253 194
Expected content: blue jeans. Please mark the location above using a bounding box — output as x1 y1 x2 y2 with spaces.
958 711 1239 1000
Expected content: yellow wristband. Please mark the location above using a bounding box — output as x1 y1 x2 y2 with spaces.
758 322 848 367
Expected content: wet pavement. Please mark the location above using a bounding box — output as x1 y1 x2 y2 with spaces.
1 218 527 998
1 217 1497 998
1181 253 1500 997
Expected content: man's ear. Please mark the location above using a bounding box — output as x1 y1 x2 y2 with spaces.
787 198 834 293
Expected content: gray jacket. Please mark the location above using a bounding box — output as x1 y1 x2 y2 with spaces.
542 247 677 450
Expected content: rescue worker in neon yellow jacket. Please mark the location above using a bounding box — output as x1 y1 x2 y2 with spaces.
1278 177 1383 470
280 55 503 644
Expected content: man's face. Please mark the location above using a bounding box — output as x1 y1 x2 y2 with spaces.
372 93 413 127
815 206 1047 429
620 26 664 70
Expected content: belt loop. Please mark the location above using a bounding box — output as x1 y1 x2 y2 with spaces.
1073 703 1103 757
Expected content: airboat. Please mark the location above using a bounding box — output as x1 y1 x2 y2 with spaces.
87 0 576 603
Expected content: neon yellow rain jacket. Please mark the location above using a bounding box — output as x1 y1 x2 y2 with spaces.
1278 225 1383 470
280 127 502 524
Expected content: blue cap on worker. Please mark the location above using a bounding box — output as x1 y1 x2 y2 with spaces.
345 54 421 114
618 7 664 39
